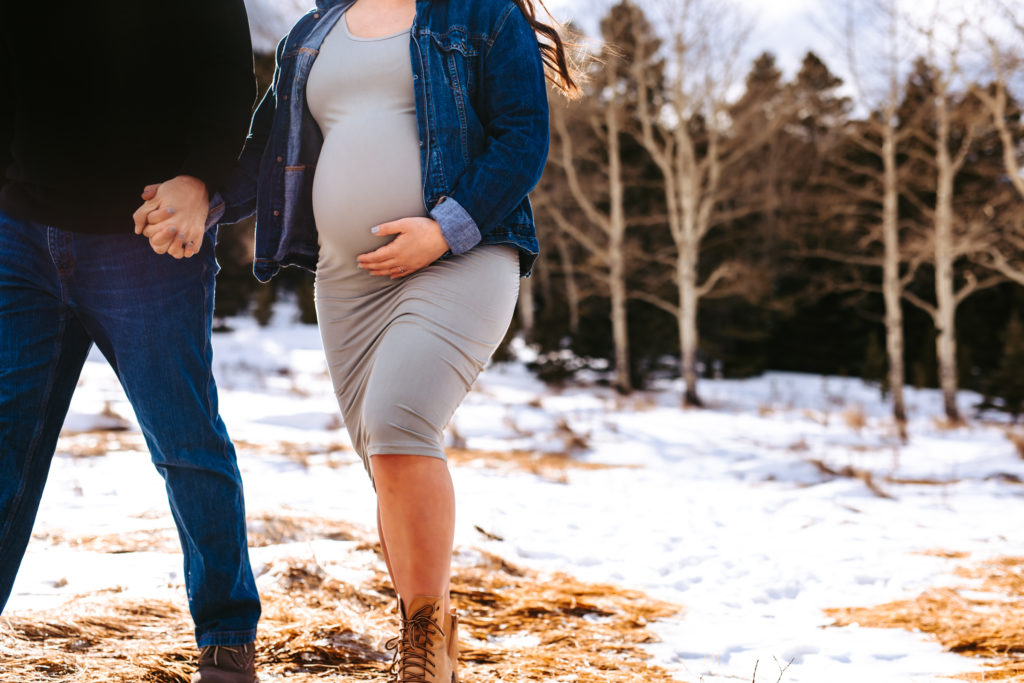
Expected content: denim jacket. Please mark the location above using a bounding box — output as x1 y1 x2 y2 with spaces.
219 0 549 281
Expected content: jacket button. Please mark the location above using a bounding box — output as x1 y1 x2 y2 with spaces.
313 12 320 19
277 156 283 163
283 95 289 101
273 210 281 217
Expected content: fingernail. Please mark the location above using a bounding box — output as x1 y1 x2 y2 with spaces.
370 226 379 234
168 227 177 234
167 207 175 215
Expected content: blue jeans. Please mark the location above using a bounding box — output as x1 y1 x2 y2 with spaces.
0 209 260 647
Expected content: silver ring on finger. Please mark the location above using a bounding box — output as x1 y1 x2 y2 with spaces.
397 265 406 273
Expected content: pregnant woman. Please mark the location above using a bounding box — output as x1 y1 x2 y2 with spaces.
138 0 577 679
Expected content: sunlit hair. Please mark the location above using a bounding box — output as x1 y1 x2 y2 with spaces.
511 0 582 99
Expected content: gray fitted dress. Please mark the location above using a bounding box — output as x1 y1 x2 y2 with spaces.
306 14 519 480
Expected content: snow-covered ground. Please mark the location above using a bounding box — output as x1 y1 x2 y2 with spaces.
8 303 1024 682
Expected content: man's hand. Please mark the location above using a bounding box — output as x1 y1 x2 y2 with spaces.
356 217 450 278
132 175 209 259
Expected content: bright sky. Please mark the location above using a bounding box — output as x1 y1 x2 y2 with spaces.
543 0 1015 104
545 0 835 78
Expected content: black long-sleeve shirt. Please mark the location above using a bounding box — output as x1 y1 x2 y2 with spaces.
0 2 257 234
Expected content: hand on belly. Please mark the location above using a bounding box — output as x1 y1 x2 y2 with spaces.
310 123 425 264
356 216 451 279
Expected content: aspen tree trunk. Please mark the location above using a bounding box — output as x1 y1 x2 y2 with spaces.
974 47 1024 286
552 233 580 336
626 0 758 407
673 146 708 407
881 120 908 424
678 236 702 406
544 75 633 393
933 98 963 423
837 0 913 428
609 254 631 392
633 35 714 407
606 96 631 393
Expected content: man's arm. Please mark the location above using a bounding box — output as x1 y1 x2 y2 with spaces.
178 0 258 197
0 33 14 197
135 1 257 259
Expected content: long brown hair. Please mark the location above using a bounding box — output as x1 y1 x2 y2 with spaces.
511 0 582 98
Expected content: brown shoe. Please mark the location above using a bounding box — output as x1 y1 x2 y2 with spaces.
191 642 258 683
385 596 457 682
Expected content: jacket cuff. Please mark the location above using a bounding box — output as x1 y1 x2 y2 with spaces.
430 197 481 255
206 192 226 230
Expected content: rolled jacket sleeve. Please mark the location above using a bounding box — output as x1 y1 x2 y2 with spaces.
430 196 480 254
431 4 550 254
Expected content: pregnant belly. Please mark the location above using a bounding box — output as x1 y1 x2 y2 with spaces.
312 117 426 264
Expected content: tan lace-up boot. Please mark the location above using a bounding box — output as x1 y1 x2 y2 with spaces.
444 608 459 682
385 595 459 682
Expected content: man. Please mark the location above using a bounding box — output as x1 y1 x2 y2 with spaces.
0 3 261 681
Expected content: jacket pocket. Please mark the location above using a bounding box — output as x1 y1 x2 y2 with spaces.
429 29 479 96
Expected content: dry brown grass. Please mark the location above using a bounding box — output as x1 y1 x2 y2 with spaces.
233 440 357 470
826 554 1024 680
932 416 969 431
0 552 682 682
914 549 972 560
56 431 621 483
32 513 368 555
446 447 631 484
787 438 809 452
1008 431 1024 460
57 431 146 458
842 406 867 431
31 527 181 554
808 459 894 499
801 409 829 426
612 393 658 412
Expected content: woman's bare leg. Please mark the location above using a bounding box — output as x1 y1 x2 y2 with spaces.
377 506 398 585
371 454 455 616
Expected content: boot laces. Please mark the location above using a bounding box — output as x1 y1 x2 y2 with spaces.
385 603 445 682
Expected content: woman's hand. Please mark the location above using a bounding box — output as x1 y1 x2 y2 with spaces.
132 175 210 259
357 217 450 278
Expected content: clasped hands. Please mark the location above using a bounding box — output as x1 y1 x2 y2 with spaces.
134 178 451 277
132 175 209 259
